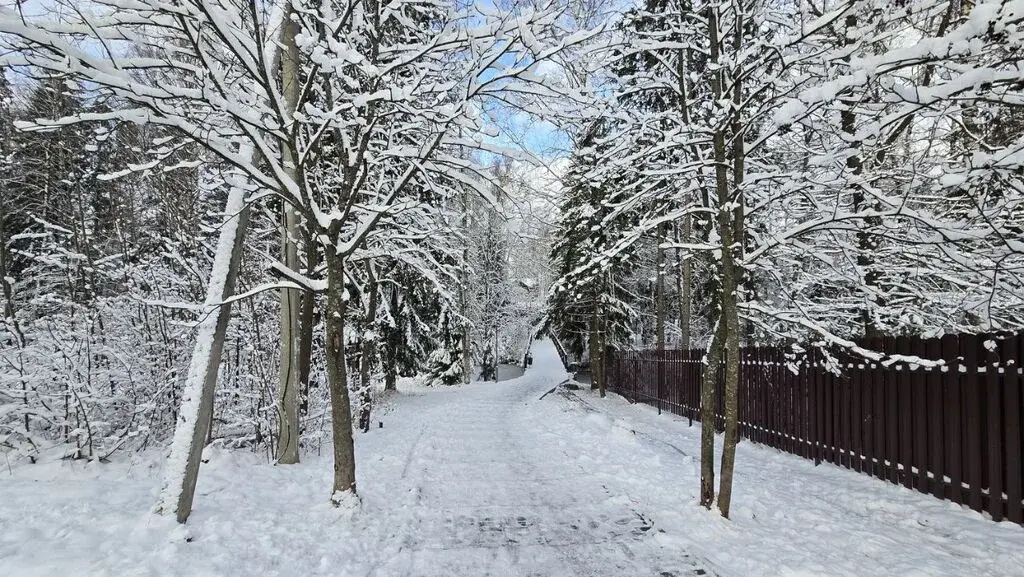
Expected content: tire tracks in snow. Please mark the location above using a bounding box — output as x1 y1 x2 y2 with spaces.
368 340 717 576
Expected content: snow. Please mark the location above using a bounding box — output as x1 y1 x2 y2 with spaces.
157 165 251 519
3 340 1022 576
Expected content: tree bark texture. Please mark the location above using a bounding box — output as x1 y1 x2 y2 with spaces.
589 300 600 391
325 254 357 502
597 294 607 398
384 286 398 392
655 222 666 352
460 189 472 384
297 234 317 413
357 263 378 433
713 4 745 520
678 217 692 348
699 318 724 509
275 10 302 465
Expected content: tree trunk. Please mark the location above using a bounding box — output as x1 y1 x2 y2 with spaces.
383 286 398 392
492 325 499 382
0 206 28 435
0 206 24 347
275 212 301 463
297 235 317 412
589 298 600 391
158 178 250 524
717 291 740 519
325 253 358 503
655 222 666 352
715 4 745 520
460 189 472 384
674 11 694 351
678 216 691 348
699 318 724 509
275 9 302 465
357 263 378 433
839 13 882 339
598 302 608 397
462 325 472 385
655 222 666 406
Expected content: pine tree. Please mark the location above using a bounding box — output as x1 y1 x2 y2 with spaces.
547 121 638 395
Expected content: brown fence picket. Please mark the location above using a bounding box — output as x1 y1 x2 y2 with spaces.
791 350 801 457
822 350 831 464
819 349 828 464
832 352 842 468
839 355 848 467
689 350 694 417
986 338 1003 521
897 336 913 489
841 351 852 470
831 354 841 465
752 348 760 438
691 349 699 422
767 348 775 448
926 337 944 499
673 351 678 411
795 351 803 458
766 348 772 446
911 337 928 491
752 348 760 441
852 353 863 473
774 351 781 450
861 353 874 477
770 348 774 446
765 348 773 447
808 351 816 460
883 337 896 483
789 351 797 455
962 334 983 511
836 355 845 466
774 352 781 451
743 348 752 440
874 341 887 481
783 351 790 453
741 350 749 436
943 334 963 504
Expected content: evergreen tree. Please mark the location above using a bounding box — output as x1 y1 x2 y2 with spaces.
547 121 637 395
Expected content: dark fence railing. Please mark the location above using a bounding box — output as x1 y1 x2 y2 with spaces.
607 333 1024 524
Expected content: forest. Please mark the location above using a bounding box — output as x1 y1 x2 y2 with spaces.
1 1 1023 575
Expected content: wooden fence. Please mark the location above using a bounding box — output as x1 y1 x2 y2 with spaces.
606 333 1024 524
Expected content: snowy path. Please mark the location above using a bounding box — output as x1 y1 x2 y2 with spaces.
2 339 1022 577
360 340 708 576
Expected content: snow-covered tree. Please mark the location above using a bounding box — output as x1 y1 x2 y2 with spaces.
545 0 1024 519
1 0 597 519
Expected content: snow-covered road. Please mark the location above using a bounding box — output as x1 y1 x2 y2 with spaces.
360 339 709 576
2 339 1021 577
